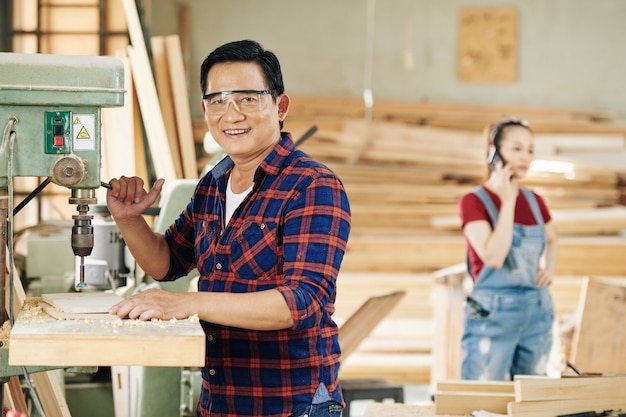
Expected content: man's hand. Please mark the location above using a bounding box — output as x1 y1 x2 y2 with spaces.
106 176 165 221
109 288 193 321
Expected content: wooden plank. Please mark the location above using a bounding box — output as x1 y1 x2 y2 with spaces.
338 291 405 359
569 277 626 373
151 35 184 178
434 379 514 415
6 375 28 414
514 375 626 402
508 396 626 417
122 0 177 181
31 372 73 417
436 391 513 415
42 292 123 314
126 44 177 181
431 206 626 236
341 233 626 275
165 34 198 179
132 83 150 182
9 297 204 367
437 380 514 393
177 4 192 87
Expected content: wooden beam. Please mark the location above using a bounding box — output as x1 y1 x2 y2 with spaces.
514 375 626 402
165 34 198 179
151 35 184 178
122 0 177 182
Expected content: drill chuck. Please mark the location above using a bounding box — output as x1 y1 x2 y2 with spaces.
71 218 94 257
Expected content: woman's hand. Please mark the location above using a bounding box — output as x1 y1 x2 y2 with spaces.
489 161 518 203
535 267 553 287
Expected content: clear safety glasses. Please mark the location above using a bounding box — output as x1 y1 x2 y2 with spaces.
202 89 275 115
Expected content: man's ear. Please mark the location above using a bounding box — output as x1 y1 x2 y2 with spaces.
277 94 290 122
201 100 208 121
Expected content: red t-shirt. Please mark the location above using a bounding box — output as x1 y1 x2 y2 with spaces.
459 186 552 280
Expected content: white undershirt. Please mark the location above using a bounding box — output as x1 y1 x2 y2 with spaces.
225 175 253 226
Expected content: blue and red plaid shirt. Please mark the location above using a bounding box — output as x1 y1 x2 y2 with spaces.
163 133 351 417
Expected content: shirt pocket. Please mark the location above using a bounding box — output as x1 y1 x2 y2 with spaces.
194 218 218 261
230 221 279 281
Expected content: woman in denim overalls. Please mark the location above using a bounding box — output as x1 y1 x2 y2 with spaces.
458 119 559 381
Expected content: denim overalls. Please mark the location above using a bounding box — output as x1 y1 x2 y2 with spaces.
461 186 554 381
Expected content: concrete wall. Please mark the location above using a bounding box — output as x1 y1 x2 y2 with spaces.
150 0 626 120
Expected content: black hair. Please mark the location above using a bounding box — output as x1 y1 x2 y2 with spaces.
200 40 284 105
487 117 532 150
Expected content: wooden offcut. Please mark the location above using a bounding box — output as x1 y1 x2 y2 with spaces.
338 290 405 360
569 277 626 373
434 380 514 415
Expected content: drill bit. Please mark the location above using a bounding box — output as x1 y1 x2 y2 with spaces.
76 255 87 289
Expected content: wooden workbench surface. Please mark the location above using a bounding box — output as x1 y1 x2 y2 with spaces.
9 298 205 367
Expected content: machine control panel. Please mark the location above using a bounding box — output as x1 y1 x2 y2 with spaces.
45 111 72 154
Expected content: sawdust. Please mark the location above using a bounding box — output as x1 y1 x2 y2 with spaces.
0 320 10 348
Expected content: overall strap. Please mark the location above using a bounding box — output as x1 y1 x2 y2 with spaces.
472 186 499 227
520 187 545 227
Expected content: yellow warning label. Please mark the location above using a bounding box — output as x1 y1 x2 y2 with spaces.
74 117 81 124
77 126 90 139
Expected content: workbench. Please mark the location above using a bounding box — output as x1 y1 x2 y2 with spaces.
8 298 205 367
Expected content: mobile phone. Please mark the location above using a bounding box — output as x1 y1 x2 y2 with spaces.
487 148 506 172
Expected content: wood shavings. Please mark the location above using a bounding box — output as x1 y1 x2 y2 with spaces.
0 320 11 348
15 297 45 324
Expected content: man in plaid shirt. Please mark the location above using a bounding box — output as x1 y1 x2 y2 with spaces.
106 40 351 417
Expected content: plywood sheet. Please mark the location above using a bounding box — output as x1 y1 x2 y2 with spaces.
9 298 205 367
42 292 123 314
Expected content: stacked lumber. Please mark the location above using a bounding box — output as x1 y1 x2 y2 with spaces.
287 95 626 134
509 375 626 417
286 111 626 275
120 0 198 182
433 376 626 417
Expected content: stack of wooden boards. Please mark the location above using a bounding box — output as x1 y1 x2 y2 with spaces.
279 96 626 276
434 376 626 417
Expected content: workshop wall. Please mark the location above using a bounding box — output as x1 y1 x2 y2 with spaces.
149 0 626 120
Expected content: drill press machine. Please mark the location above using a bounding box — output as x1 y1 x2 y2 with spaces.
0 52 124 319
